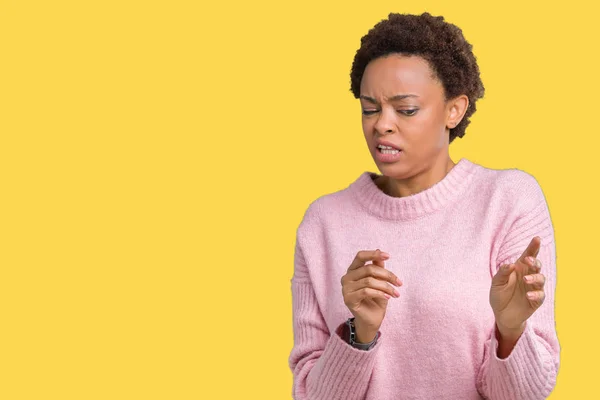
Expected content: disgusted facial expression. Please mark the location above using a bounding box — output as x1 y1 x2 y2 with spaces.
360 54 466 179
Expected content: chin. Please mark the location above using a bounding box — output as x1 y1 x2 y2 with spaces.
375 162 410 178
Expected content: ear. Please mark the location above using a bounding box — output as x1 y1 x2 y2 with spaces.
446 95 469 130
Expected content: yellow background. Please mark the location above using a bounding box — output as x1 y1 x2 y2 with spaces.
0 0 596 398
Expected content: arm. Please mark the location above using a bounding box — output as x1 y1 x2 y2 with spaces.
477 193 560 399
288 237 381 400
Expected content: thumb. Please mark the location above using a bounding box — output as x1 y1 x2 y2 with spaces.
492 263 515 286
372 248 388 268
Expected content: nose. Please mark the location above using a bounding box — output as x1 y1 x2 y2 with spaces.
373 108 396 135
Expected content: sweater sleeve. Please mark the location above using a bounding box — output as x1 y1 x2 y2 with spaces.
477 175 560 399
288 207 380 400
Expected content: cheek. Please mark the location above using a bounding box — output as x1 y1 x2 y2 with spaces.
421 109 447 137
409 114 436 138
405 113 446 151
420 108 443 127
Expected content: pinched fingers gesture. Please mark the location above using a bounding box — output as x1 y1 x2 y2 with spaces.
341 249 402 333
490 236 546 333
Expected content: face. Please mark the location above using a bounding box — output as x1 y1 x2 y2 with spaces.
359 54 466 178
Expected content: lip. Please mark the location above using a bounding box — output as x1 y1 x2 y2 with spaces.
375 146 403 163
375 139 402 151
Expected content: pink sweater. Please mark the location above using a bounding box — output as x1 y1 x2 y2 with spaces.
289 158 560 400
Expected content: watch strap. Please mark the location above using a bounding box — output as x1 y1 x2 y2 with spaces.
346 317 379 350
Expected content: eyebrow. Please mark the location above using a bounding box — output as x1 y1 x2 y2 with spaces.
360 94 419 104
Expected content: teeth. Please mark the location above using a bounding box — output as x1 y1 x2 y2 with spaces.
377 144 400 154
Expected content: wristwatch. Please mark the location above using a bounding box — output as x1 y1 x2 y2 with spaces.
345 317 379 351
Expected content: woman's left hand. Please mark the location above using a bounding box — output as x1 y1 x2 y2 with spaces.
490 236 546 338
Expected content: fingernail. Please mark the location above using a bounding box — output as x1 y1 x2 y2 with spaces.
381 252 390 258
526 256 535 266
393 289 400 297
384 294 391 299
524 275 533 283
396 278 402 286
527 292 536 300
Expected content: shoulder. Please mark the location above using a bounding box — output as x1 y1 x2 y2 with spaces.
475 165 556 265
296 173 365 234
475 163 548 213
298 188 349 229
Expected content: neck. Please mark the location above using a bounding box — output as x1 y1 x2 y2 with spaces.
379 155 456 198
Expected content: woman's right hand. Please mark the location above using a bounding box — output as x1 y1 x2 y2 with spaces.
341 249 402 343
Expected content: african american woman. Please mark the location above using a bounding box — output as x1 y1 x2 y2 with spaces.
288 12 560 400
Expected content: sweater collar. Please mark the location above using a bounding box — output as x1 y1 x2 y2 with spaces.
349 158 480 221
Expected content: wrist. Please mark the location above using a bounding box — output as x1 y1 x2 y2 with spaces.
354 319 379 343
495 320 526 342
344 318 380 351
495 321 526 359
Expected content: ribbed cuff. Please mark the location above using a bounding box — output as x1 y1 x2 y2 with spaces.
305 324 381 400
487 322 557 399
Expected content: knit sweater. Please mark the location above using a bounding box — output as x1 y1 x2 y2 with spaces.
289 158 560 400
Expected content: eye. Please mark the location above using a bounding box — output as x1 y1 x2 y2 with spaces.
362 110 378 116
398 109 418 116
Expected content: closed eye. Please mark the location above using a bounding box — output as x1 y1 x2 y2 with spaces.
399 109 418 116
362 109 418 116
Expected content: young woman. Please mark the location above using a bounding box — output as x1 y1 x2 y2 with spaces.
289 12 560 400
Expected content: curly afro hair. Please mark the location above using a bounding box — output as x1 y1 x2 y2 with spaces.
350 12 485 143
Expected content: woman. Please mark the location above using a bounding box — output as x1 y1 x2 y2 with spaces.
288 12 560 400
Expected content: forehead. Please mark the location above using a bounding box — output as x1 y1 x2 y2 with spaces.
360 54 443 99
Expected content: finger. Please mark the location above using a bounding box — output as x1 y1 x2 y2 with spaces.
518 236 541 263
523 273 546 290
348 264 402 287
372 253 385 268
491 263 516 286
348 276 400 298
345 287 391 305
526 289 546 308
520 255 542 277
348 249 390 271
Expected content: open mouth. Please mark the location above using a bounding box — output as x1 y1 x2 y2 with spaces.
377 145 401 154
